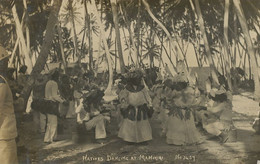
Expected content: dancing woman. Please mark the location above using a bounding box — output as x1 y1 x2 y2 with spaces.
118 69 153 143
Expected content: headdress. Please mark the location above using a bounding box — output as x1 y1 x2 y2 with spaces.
83 88 104 110
124 68 144 80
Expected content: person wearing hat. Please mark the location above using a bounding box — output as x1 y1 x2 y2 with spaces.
0 45 18 164
198 87 233 143
118 69 153 144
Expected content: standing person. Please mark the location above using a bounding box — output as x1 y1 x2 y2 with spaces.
44 70 65 143
32 74 48 134
17 65 30 113
17 65 28 89
0 45 18 164
118 69 153 144
163 76 203 145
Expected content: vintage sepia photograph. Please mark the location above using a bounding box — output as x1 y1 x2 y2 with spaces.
0 0 260 163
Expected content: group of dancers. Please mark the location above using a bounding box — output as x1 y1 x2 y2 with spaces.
75 63 234 145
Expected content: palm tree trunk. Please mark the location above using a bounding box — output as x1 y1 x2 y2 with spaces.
219 46 225 75
90 0 114 95
89 22 93 70
120 4 139 66
23 0 30 53
12 4 33 73
243 50 247 79
142 0 183 67
223 0 233 91
149 23 154 68
57 23 67 71
135 0 142 65
68 0 79 63
191 42 201 67
84 0 93 70
8 38 19 67
191 0 220 86
156 32 177 72
233 0 260 100
110 0 125 73
122 26 135 64
171 22 189 70
248 54 252 80
232 13 238 89
114 39 117 71
20 0 63 107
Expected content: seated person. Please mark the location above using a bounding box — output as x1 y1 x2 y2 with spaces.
75 88 110 144
197 87 233 143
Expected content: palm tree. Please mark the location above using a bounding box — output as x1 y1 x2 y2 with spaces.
21 0 63 105
23 0 30 53
57 23 67 70
110 0 125 73
119 2 139 66
233 0 260 100
61 0 82 63
142 34 160 68
12 3 33 72
190 0 220 86
222 0 232 91
142 0 187 71
90 0 114 95
83 0 93 70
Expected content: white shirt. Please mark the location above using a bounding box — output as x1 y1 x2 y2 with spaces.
45 80 64 103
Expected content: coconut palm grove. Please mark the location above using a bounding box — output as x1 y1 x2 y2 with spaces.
0 0 260 163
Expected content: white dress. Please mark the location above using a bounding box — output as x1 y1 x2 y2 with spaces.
165 87 203 145
118 85 153 143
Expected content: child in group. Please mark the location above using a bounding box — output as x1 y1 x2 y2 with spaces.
75 88 110 144
118 69 153 144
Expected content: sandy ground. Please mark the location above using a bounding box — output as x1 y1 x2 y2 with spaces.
17 92 260 164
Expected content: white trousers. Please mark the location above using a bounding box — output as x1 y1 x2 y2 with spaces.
203 121 224 136
40 113 47 133
44 114 57 142
85 115 108 139
33 111 47 133
0 139 18 164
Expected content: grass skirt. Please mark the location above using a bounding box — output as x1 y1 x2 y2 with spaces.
166 109 203 145
118 118 152 143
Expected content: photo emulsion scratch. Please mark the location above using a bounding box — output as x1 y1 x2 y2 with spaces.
0 0 260 163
